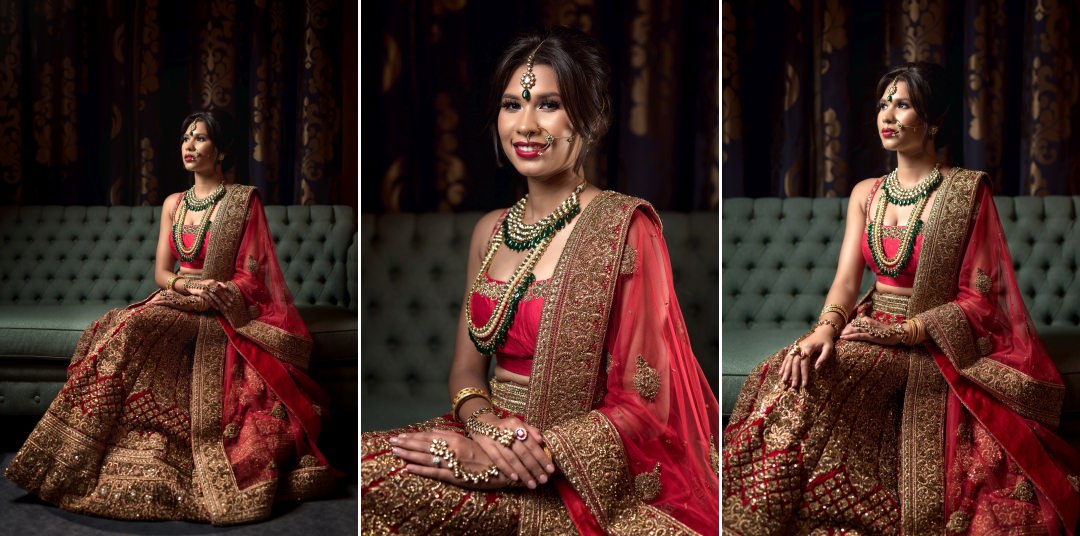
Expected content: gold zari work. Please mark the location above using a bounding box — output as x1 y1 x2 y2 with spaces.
974 268 992 297
723 293 911 534
633 355 661 401
635 462 662 501
360 418 523 534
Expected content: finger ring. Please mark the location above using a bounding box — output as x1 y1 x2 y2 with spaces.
514 427 528 441
432 455 442 468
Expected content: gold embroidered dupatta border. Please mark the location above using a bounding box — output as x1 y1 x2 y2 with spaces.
520 191 694 535
187 185 279 524
900 168 981 534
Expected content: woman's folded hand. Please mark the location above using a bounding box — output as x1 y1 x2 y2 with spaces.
389 430 515 490
468 414 553 489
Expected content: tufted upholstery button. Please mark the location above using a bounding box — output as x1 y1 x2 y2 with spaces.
33 395 41 404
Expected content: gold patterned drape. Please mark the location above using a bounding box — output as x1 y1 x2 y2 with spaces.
367 0 718 213
723 0 1080 197
0 0 350 206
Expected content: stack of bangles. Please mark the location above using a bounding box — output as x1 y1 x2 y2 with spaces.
451 387 491 422
889 316 926 346
816 303 850 338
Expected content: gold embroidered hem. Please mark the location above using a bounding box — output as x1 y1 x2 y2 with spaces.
360 417 523 534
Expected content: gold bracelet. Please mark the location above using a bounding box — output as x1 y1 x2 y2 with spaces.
164 275 179 291
820 303 850 323
430 438 501 485
451 387 491 422
465 408 516 447
816 318 841 338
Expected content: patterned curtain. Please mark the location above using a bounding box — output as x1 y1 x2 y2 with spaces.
367 0 719 213
723 0 1080 197
0 0 350 206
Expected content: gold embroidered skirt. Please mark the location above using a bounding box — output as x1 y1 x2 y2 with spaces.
722 292 914 535
360 377 557 534
5 304 208 520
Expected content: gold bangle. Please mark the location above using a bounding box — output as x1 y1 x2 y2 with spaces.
451 387 491 422
820 303 850 323
165 275 179 291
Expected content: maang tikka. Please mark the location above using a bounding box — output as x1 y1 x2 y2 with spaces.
520 43 544 101
886 77 898 102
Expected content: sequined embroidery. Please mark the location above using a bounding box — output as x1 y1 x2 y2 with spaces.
474 276 549 302
1009 479 1035 502
635 462 661 501
224 423 240 439
975 268 992 298
946 511 970 532
633 355 661 401
976 336 992 356
1069 475 1080 492
270 403 287 420
620 243 637 275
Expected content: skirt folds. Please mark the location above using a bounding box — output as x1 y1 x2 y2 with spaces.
5 303 208 521
722 293 915 535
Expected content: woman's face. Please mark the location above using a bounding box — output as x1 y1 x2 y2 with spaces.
877 79 930 152
181 120 219 174
497 63 582 182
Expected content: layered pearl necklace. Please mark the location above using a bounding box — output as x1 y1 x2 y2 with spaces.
467 181 585 354
866 163 942 278
172 183 226 263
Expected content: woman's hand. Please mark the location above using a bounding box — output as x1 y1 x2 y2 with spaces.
468 413 553 489
840 315 904 346
389 430 515 490
148 290 209 312
182 279 234 311
779 325 836 390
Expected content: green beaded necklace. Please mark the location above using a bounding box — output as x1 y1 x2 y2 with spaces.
466 228 553 355
172 184 226 263
866 164 942 278
502 181 584 252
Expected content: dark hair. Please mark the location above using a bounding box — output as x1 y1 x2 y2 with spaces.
180 110 236 173
876 62 950 148
489 26 612 174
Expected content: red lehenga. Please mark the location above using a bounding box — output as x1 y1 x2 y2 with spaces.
361 191 721 534
4 185 336 525
723 169 1080 534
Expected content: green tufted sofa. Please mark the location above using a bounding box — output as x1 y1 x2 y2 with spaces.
0 205 358 459
361 211 718 431
722 196 1080 442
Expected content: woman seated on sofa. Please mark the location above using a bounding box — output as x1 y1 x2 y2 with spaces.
360 26 720 534
723 62 1080 534
5 110 336 525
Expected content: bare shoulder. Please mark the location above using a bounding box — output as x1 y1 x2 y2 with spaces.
849 177 879 200
470 208 505 249
161 192 182 218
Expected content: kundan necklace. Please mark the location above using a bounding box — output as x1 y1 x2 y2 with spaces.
467 181 585 354
172 183 226 263
502 181 586 252
866 163 942 278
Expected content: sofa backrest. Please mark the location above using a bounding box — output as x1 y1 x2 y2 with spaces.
0 205 357 309
723 196 1080 330
360 211 719 400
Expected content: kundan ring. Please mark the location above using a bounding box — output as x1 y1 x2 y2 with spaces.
432 455 442 468
515 427 528 441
